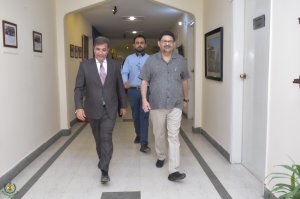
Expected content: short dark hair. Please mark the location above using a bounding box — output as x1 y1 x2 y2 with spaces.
94 36 110 48
133 34 146 43
158 30 175 41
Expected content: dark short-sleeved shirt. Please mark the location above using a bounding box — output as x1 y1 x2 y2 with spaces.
139 52 190 110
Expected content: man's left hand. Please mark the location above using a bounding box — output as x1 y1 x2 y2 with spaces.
120 108 127 117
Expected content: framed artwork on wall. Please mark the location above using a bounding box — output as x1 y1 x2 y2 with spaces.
70 44 74 58
2 20 18 48
82 35 88 60
75 46 78 58
177 45 184 57
33 31 42 52
205 27 223 81
78 47 82 58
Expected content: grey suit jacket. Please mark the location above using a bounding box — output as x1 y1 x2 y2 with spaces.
74 58 127 120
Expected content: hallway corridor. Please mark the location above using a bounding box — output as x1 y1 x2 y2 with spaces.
3 116 264 199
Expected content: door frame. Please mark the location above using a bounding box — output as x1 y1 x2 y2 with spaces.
230 0 245 163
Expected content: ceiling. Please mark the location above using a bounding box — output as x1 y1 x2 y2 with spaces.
79 0 184 39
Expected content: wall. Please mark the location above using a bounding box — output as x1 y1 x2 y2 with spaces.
171 13 195 119
202 0 233 152
0 0 59 176
65 13 93 122
266 0 300 190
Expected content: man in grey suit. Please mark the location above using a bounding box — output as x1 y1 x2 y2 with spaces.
74 36 127 184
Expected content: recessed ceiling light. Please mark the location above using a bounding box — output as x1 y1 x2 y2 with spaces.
132 31 137 34
178 21 182 26
128 16 136 21
121 16 145 21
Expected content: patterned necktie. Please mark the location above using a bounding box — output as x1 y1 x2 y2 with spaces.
99 63 106 84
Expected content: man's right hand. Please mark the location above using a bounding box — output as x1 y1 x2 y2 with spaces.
124 82 131 89
75 109 86 121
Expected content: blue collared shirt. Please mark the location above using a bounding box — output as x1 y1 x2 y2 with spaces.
122 53 149 87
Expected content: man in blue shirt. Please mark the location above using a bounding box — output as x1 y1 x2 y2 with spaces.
122 35 150 153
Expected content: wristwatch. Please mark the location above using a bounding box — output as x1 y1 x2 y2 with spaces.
183 99 189 103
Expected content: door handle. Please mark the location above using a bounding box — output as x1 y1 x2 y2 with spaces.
240 73 247 80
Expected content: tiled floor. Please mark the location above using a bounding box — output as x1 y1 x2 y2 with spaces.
3 115 264 199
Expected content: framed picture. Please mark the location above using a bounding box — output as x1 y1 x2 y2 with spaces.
78 47 82 58
70 44 74 58
82 35 88 60
75 46 78 58
205 27 223 81
2 20 18 48
33 31 42 52
177 45 184 57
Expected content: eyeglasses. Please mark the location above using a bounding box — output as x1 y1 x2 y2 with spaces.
161 40 174 45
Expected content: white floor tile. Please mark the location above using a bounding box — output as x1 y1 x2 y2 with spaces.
18 116 264 199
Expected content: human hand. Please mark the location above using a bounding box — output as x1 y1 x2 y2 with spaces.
75 109 86 121
183 101 188 108
124 82 131 89
120 108 127 117
142 100 151 112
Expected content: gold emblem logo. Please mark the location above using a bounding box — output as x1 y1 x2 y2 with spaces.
1 182 17 197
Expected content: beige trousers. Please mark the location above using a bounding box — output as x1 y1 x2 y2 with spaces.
150 108 182 173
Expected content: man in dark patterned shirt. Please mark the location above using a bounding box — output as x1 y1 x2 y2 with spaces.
139 31 190 181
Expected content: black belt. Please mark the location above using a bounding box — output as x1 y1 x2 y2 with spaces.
129 86 141 90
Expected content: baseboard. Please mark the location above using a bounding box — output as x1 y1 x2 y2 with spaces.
70 118 78 127
0 129 69 189
192 126 230 162
264 187 278 199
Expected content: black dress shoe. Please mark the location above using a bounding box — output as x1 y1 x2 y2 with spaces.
140 144 151 153
156 159 165 168
101 175 110 184
134 136 140 144
168 172 186 181
101 170 110 184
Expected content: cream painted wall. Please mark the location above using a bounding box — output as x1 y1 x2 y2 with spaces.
65 13 93 122
55 0 204 130
266 0 300 189
202 0 233 152
171 13 195 119
0 0 59 176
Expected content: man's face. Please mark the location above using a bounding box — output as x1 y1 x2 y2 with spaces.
134 37 146 53
94 43 109 63
158 35 175 53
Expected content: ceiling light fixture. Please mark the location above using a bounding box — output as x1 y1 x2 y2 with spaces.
128 16 136 21
121 16 145 21
188 21 195 27
132 31 137 34
112 6 117 15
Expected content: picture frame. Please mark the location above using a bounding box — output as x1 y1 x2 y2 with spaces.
78 47 82 58
205 27 223 81
177 45 184 57
82 35 89 60
75 46 78 58
32 31 42 52
2 20 18 48
70 44 74 58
